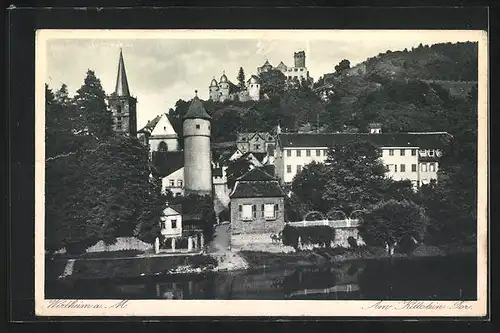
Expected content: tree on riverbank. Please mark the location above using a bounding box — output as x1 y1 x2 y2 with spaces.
358 199 428 255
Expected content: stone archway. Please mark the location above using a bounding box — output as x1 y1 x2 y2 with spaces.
303 210 327 221
326 209 348 221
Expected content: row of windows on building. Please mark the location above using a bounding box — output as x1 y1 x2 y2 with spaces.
387 162 438 173
168 180 183 187
238 203 279 221
286 162 438 174
284 148 440 158
386 148 439 157
286 149 328 157
161 219 178 230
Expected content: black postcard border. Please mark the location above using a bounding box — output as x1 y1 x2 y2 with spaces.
6 4 493 328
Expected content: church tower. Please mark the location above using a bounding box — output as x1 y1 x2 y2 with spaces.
183 91 213 196
109 49 138 137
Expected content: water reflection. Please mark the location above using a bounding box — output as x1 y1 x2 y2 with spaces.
46 254 476 300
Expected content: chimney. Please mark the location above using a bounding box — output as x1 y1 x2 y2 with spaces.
368 123 382 134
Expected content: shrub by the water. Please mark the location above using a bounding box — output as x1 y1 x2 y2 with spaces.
282 224 336 250
347 236 358 249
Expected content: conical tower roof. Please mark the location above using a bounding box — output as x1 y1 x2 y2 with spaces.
114 49 130 97
183 91 212 121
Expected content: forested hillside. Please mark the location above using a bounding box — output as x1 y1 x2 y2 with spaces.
163 41 478 143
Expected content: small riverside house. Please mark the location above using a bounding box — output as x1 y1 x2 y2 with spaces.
229 167 285 241
160 205 182 239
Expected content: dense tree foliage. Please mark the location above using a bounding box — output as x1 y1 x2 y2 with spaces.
225 156 253 191
169 194 216 243
322 140 388 216
237 67 246 90
291 161 330 212
282 225 336 250
45 71 163 254
284 192 307 222
358 200 428 255
259 69 286 98
334 59 351 74
73 70 114 139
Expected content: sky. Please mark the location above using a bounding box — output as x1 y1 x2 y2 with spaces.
43 30 480 129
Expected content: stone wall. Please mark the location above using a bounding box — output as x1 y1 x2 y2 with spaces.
231 233 294 253
332 227 365 248
85 237 153 253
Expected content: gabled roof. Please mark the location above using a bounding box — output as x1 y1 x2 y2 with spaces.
237 132 274 142
138 114 162 134
237 167 276 181
183 95 211 121
277 132 453 149
247 75 261 84
241 151 266 163
230 168 285 199
114 49 131 97
150 113 178 136
276 61 287 70
151 151 184 178
163 206 181 216
261 60 273 67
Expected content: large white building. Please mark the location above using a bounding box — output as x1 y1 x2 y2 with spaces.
274 124 452 189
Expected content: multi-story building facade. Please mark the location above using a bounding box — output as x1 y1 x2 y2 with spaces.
236 132 276 154
274 125 451 189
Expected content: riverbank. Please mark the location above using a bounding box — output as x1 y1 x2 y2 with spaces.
46 243 476 281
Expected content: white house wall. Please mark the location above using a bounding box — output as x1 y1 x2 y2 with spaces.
162 167 184 196
276 144 442 188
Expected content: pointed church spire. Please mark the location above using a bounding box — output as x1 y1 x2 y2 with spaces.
115 49 130 97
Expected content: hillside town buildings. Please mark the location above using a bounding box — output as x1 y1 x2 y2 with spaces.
110 49 452 251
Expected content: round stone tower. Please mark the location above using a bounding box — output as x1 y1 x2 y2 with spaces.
183 91 213 196
219 71 230 101
209 77 219 101
247 75 260 101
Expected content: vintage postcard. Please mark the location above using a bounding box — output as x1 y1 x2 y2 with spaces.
35 29 488 317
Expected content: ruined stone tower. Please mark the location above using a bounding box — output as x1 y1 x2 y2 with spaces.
109 49 137 137
294 50 306 68
183 91 213 196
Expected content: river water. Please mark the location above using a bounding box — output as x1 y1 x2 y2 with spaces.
46 253 476 300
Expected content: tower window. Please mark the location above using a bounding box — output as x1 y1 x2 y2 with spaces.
117 117 122 121
117 105 122 113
